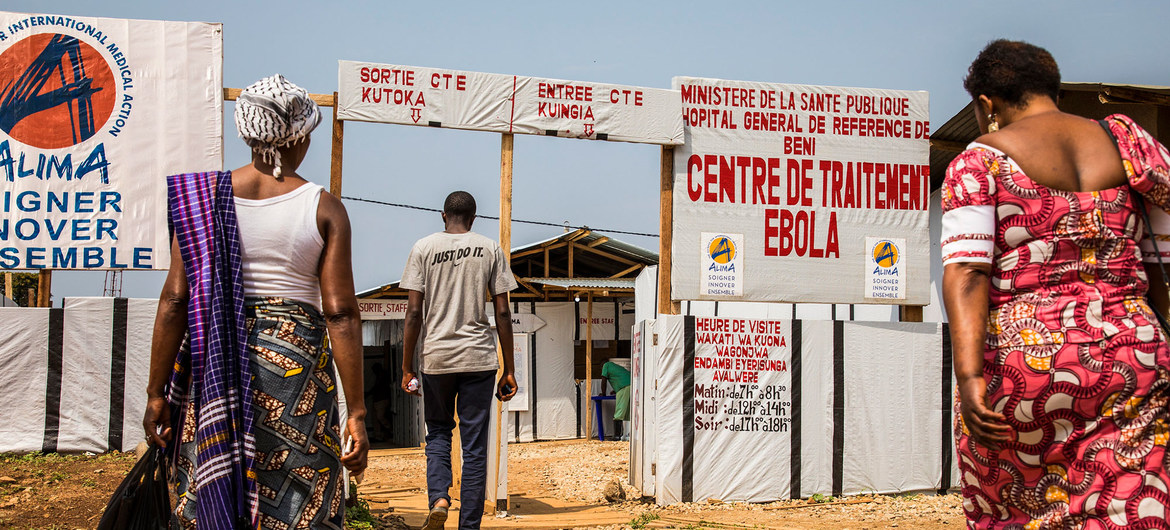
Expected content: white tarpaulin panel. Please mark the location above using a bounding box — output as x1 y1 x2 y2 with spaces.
59 297 113 452
670 77 930 304
655 316 686 503
503 302 579 442
0 12 223 270
575 300 634 341
0 297 156 453
629 320 647 491
337 61 683 145
510 333 531 412
651 315 954 504
797 320 834 499
843 322 941 494
639 320 658 495
0 306 48 453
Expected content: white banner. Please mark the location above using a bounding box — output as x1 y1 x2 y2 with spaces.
671 77 930 304
337 61 683 145
358 298 407 320
0 11 223 270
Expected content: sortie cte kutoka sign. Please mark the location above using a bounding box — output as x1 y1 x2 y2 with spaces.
0 11 223 270
671 77 930 304
336 61 684 146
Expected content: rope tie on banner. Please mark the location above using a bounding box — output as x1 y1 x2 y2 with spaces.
339 195 659 238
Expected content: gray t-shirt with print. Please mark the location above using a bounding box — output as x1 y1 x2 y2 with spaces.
400 231 518 374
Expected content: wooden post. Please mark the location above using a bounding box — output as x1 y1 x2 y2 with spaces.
36 270 51 308
4 271 11 301
658 146 678 315
492 132 514 513
500 133 513 251
900 306 923 322
568 243 575 278
585 292 594 440
330 92 344 197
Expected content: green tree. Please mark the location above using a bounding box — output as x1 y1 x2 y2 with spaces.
0 272 39 307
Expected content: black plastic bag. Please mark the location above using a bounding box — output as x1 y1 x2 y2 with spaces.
96 445 172 530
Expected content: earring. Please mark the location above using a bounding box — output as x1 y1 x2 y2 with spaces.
987 114 999 133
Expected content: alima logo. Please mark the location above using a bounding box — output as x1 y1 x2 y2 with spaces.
0 33 116 149
708 236 736 264
872 240 899 268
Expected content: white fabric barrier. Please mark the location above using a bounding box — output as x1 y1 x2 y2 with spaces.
630 319 658 496
645 315 955 504
0 298 155 453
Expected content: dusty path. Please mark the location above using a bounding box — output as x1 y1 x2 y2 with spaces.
0 440 965 529
362 439 965 530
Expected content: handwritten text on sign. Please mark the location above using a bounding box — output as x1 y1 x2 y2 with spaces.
671 77 930 304
693 317 791 434
337 61 683 145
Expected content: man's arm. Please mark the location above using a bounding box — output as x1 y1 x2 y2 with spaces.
401 289 424 396
493 292 516 401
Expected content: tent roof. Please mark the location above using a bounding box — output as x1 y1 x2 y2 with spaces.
358 228 657 300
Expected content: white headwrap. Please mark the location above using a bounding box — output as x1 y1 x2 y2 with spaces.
234 74 321 178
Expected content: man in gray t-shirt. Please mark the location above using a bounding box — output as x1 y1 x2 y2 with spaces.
400 191 516 530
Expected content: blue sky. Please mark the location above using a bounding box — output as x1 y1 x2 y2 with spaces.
6 0 1169 300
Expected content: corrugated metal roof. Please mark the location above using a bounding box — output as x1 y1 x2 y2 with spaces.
928 82 1170 190
523 277 637 290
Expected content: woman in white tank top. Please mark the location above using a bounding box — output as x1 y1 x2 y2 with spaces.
143 75 368 528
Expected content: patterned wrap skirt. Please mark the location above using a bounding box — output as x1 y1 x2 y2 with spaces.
173 298 345 529
956 331 1170 529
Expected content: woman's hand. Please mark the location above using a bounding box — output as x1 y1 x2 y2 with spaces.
341 416 369 475
142 396 173 448
957 376 1011 451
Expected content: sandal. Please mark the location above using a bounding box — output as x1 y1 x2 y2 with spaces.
422 500 449 530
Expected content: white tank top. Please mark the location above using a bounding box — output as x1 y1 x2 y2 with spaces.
234 182 325 309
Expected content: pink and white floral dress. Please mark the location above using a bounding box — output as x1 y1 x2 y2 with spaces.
941 114 1170 529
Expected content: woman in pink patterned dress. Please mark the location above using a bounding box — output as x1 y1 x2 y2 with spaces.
942 39 1170 528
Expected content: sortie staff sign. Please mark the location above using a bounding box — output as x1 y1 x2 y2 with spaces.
0 11 223 270
337 61 683 145
671 76 930 304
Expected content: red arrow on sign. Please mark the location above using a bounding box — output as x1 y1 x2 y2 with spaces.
411 108 422 123
583 123 595 136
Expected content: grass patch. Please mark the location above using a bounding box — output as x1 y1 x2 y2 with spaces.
629 511 660 528
808 493 836 503
345 485 379 530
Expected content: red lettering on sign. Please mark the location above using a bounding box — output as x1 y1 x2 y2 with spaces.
763 209 839 258
430 73 467 90
359 67 414 85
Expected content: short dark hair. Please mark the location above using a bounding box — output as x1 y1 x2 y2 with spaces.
963 39 1060 107
444 191 476 220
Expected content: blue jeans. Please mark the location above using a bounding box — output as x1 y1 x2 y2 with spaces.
422 370 495 530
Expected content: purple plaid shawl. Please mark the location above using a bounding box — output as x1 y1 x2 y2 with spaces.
165 171 258 529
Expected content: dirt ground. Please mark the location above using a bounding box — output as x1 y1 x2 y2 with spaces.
0 451 136 529
0 440 966 529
